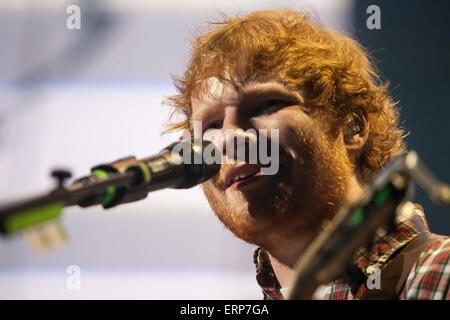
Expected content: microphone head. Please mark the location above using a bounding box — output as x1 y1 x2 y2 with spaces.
161 139 221 189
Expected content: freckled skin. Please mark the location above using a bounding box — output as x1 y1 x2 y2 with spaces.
193 79 354 255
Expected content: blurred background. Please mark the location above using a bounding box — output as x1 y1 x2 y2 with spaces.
0 0 448 299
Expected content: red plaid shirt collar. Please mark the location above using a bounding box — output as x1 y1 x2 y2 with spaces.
253 203 430 300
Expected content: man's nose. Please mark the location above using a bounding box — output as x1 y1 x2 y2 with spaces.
222 106 242 131
220 107 256 161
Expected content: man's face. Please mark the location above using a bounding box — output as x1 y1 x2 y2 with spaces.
191 77 353 251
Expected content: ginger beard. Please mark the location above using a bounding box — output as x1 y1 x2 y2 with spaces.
201 117 354 251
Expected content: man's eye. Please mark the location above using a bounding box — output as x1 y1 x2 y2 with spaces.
253 99 289 116
204 120 223 131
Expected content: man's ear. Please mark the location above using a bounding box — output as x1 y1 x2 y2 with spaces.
344 110 369 156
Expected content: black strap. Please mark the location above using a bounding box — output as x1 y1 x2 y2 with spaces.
359 232 441 300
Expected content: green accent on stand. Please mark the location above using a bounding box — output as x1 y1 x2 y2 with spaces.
92 169 116 206
350 208 365 227
373 185 391 206
137 162 151 184
5 202 63 233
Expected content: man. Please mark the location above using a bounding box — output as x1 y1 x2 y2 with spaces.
165 9 450 299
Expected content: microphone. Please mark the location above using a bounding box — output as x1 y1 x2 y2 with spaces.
72 139 221 209
127 139 220 190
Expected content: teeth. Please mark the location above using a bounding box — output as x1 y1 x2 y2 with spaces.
232 168 260 183
233 174 249 182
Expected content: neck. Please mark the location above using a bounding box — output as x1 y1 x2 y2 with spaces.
266 238 313 288
267 174 365 289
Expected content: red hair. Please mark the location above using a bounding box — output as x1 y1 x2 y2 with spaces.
165 9 406 181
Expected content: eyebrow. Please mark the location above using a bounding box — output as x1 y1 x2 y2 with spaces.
192 80 305 121
238 81 304 105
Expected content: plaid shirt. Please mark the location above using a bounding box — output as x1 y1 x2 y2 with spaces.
253 203 450 300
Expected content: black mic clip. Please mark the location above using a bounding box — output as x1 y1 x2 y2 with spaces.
72 156 149 209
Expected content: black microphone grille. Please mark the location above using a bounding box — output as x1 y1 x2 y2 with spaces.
162 139 221 189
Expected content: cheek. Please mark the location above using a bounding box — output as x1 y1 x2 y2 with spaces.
252 109 316 161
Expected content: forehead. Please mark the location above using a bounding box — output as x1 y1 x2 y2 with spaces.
191 77 238 115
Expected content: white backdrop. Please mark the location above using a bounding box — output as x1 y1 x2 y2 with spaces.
0 0 353 299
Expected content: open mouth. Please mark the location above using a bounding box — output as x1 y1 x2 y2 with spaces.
225 163 267 190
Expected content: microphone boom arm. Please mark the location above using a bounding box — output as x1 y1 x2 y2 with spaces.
0 140 220 236
288 150 450 299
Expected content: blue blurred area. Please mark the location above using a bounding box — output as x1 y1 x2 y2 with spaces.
354 0 450 235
